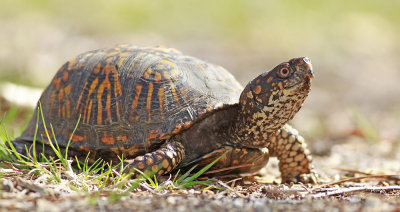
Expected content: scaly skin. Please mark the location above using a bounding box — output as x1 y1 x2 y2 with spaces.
122 141 185 177
267 124 317 183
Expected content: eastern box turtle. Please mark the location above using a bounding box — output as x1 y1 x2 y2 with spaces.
13 45 316 183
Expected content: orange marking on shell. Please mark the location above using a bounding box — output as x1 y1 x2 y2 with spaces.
256 79 260 84
65 98 71 118
254 85 262 95
113 145 145 157
75 82 87 114
129 84 142 121
58 89 65 118
158 87 165 118
155 64 165 70
117 57 126 68
106 51 119 57
183 121 192 129
154 72 162 82
43 132 54 139
101 133 115 145
79 146 91 152
160 59 176 67
147 129 159 141
64 84 72 95
52 78 61 88
70 134 84 142
76 64 99 118
170 69 182 79
92 64 101 74
143 68 152 79
97 82 104 125
83 78 98 123
62 71 69 82
146 82 154 120
62 104 66 118
147 133 158 141
116 51 131 68
116 135 128 142
67 57 78 70
111 67 122 121
49 91 56 115
96 71 112 124
104 73 112 123
170 85 180 105
86 100 93 124
172 125 182 134
163 71 171 80
159 133 171 139
179 87 188 98
267 76 273 83
67 56 86 71
149 129 159 134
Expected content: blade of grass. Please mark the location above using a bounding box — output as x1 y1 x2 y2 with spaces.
32 107 40 164
65 115 81 160
179 151 227 187
176 165 197 185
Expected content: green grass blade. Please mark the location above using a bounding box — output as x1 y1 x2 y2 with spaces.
32 107 40 164
180 151 227 186
65 115 81 160
176 165 197 185
182 180 214 188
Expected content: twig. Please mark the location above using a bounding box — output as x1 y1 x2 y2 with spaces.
311 186 400 198
334 168 374 175
334 168 400 181
225 178 242 187
217 180 246 198
321 174 400 186
16 177 55 198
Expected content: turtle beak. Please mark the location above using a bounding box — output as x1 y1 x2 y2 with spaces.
301 57 314 80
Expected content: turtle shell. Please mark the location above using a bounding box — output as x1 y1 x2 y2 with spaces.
18 45 242 156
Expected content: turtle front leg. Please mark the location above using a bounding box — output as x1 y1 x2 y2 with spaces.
267 124 318 184
121 141 185 178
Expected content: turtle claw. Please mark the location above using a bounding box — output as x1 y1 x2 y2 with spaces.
282 171 319 185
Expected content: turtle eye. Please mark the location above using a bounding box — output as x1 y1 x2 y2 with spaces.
278 67 290 78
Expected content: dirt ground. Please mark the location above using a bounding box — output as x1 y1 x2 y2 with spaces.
1 134 399 212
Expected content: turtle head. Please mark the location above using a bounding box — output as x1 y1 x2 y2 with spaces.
235 57 313 147
245 57 313 106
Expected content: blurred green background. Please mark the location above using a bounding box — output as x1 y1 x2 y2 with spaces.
0 0 399 143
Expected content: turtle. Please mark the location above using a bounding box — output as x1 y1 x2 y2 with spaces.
12 45 317 183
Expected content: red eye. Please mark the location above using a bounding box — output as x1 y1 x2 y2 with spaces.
278 67 290 78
